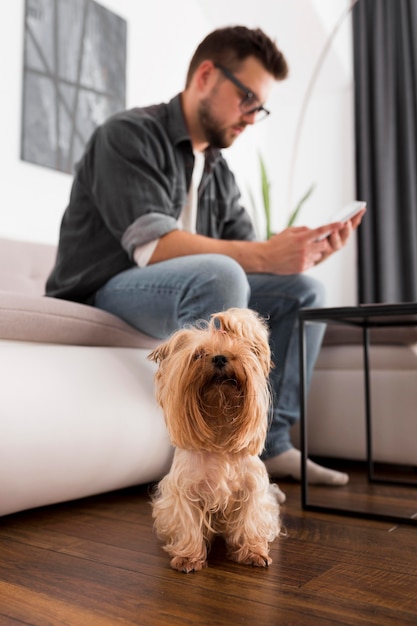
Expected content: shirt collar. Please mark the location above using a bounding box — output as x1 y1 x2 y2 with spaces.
166 94 190 146
166 94 222 169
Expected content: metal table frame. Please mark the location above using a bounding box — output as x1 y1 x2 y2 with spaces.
299 303 417 526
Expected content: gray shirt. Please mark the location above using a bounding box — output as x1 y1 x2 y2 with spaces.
46 94 256 303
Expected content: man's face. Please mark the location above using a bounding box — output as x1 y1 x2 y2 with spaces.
197 56 273 149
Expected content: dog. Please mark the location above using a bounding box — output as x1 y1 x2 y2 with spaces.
148 308 283 573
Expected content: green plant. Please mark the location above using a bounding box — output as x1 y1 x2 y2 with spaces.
288 181 316 227
259 154 273 239
249 153 315 239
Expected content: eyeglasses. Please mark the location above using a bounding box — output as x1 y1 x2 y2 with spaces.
214 63 270 123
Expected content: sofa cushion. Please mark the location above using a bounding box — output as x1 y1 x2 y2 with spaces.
0 291 160 348
0 236 160 348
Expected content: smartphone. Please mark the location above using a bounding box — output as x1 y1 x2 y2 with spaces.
316 201 367 241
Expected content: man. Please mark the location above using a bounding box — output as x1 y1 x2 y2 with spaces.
46 26 365 496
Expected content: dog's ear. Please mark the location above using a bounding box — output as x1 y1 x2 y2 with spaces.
148 329 194 364
148 343 169 364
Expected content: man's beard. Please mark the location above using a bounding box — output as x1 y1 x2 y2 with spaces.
198 97 242 149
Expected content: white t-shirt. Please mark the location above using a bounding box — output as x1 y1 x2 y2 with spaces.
134 151 205 268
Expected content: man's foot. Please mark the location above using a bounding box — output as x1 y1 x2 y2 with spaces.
264 448 349 486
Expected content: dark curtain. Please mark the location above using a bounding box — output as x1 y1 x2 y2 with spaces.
353 0 417 303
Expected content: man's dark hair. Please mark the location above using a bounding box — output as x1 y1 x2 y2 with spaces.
185 26 289 87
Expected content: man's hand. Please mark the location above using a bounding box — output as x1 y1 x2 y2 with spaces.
264 208 366 274
264 227 329 273
318 207 366 265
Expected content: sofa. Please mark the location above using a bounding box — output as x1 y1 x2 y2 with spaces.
1 236 416 517
0 236 173 517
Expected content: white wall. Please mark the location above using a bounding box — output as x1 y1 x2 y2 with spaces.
0 0 358 306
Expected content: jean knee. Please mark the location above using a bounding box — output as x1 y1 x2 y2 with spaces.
183 254 250 318
199 255 250 310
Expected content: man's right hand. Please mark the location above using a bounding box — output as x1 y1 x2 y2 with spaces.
264 224 342 274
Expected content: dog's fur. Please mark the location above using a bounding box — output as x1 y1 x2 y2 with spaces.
148 308 281 573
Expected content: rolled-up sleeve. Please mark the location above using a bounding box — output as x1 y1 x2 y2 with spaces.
122 213 178 256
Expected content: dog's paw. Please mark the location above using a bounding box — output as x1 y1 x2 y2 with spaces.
170 556 207 573
269 482 286 504
243 552 272 568
230 551 272 568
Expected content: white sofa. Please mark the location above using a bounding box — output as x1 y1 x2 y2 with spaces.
0 237 173 517
1 236 416 517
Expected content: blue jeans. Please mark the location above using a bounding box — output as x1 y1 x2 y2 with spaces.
94 254 326 458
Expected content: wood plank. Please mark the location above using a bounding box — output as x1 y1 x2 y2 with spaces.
1 476 417 625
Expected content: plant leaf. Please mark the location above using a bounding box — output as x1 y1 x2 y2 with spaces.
259 154 272 239
288 182 316 227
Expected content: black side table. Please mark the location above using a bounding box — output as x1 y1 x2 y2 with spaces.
299 303 417 526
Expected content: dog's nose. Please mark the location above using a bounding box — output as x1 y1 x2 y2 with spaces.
212 354 228 369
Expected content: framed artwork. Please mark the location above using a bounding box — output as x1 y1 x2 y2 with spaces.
21 0 127 174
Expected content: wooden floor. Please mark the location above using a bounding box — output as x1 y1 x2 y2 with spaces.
1 463 417 626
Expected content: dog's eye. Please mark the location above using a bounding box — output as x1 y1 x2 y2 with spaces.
193 349 205 361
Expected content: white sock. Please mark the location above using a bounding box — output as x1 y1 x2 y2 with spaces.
264 448 349 486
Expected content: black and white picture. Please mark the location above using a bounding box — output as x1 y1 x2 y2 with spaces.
21 0 127 174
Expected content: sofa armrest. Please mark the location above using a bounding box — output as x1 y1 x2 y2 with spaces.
0 291 160 349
